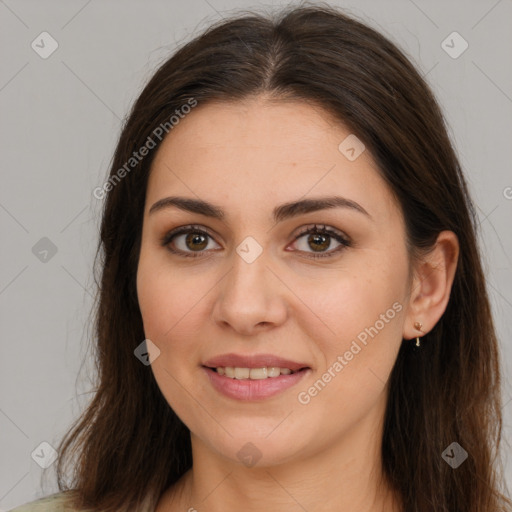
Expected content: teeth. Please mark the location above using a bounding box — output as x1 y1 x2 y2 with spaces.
234 367 250 379
216 366 300 379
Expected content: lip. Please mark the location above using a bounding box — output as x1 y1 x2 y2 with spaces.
202 353 311 401
202 353 310 372
202 366 311 401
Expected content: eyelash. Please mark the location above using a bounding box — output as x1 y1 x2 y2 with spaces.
161 224 351 260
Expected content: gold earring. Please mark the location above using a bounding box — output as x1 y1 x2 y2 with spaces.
414 321 423 347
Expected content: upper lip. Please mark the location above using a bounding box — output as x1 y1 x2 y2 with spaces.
203 353 310 371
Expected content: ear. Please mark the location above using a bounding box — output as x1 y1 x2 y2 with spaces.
403 230 459 341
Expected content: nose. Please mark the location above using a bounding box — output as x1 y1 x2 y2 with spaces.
211 248 288 336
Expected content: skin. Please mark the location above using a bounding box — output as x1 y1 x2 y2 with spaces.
136 95 459 512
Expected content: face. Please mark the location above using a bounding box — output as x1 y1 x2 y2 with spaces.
136 96 412 467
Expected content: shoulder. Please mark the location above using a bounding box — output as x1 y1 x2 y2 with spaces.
7 492 79 512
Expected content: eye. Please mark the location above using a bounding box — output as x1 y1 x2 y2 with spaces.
161 225 220 258
161 223 351 259
290 224 351 259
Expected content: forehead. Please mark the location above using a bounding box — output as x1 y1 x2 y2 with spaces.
155 97 344 164
146 97 400 224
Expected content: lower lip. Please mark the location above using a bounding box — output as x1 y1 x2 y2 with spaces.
202 366 310 401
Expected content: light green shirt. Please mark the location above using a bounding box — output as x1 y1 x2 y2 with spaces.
8 492 74 512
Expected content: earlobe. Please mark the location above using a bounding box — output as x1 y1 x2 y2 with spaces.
403 230 459 341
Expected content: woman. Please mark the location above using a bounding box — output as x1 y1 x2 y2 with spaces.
10 2 511 511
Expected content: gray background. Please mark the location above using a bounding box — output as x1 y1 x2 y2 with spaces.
1 0 511 509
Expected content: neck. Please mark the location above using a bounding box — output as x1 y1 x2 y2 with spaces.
158 397 402 512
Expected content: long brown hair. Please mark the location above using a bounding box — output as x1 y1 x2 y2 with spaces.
54 2 511 510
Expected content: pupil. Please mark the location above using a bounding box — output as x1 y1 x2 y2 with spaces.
309 233 329 251
186 233 207 251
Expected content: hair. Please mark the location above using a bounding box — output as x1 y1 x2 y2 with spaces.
53 2 511 511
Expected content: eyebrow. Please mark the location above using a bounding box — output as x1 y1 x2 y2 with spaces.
148 195 371 222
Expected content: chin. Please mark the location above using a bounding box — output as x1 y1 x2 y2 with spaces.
199 426 308 469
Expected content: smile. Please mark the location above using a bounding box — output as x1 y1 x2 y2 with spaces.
202 366 310 401
213 366 302 379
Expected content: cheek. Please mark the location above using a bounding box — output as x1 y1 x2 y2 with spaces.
293 290 405 440
310 247 408 379
136 247 204 342
136 252 205 413
313 246 407 331
136 261 171 339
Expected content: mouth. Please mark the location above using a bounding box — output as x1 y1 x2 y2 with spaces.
201 360 311 401
204 365 309 380
201 353 312 400
202 353 311 373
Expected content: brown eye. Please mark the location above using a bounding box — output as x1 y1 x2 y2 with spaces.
162 226 221 258
292 224 351 259
306 233 330 252
162 223 351 260
184 232 209 251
